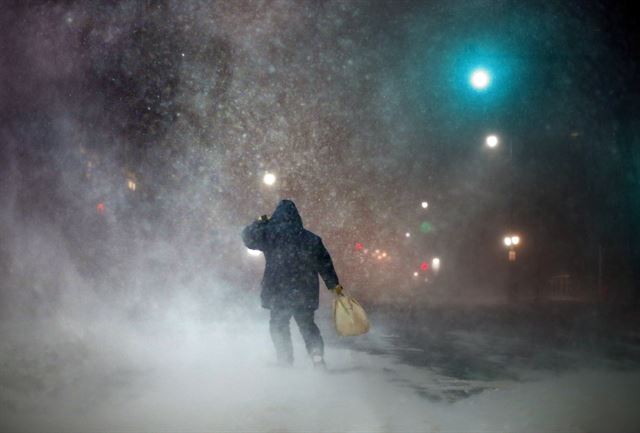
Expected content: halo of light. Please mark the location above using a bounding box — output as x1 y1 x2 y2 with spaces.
503 236 512 247
421 201 429 209
511 235 520 245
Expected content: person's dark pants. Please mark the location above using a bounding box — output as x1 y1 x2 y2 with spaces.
269 308 324 365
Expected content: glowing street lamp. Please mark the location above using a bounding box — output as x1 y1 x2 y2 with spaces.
431 257 441 271
470 68 491 90
263 172 276 186
421 201 429 209
247 248 262 257
503 234 521 261
405 232 411 238
504 235 520 247
486 135 499 148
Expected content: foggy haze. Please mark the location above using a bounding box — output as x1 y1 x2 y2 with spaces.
2 1 640 432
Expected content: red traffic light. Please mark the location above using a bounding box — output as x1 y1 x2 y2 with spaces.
420 261 429 271
355 242 364 251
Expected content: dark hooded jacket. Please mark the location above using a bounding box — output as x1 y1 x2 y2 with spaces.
242 200 339 310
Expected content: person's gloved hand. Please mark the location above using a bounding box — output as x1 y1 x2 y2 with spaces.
332 284 344 296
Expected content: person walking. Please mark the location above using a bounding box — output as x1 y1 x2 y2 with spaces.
242 199 343 367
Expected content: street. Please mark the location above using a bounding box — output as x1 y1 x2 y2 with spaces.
331 303 640 387
2 299 640 432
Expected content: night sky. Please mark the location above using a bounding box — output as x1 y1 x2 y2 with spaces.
1 0 639 302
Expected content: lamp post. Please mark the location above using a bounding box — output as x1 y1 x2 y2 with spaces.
503 234 520 261
256 170 278 209
489 134 518 265
504 234 521 301
431 257 441 272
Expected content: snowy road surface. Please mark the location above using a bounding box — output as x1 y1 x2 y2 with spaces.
2 303 640 432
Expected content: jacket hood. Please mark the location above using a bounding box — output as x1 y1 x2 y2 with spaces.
270 199 303 229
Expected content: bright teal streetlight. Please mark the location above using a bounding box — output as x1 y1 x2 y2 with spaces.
470 68 491 90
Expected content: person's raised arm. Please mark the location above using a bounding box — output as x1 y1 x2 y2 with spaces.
241 216 268 251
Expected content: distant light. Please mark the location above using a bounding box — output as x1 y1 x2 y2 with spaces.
413 271 419 277
405 232 411 238
421 201 429 209
504 236 512 247
375 249 380 254
511 235 520 245
263 172 276 186
420 261 429 271
382 251 387 258
432 257 441 271
247 248 262 257
420 221 433 234
470 68 490 90
127 179 136 191
486 135 499 148
355 242 364 251
96 202 105 215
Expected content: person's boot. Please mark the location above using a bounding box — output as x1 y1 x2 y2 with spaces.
311 350 326 369
276 352 293 368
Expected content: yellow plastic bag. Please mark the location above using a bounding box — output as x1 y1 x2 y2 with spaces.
333 295 370 336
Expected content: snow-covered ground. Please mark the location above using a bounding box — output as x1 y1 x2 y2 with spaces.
2 300 640 433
